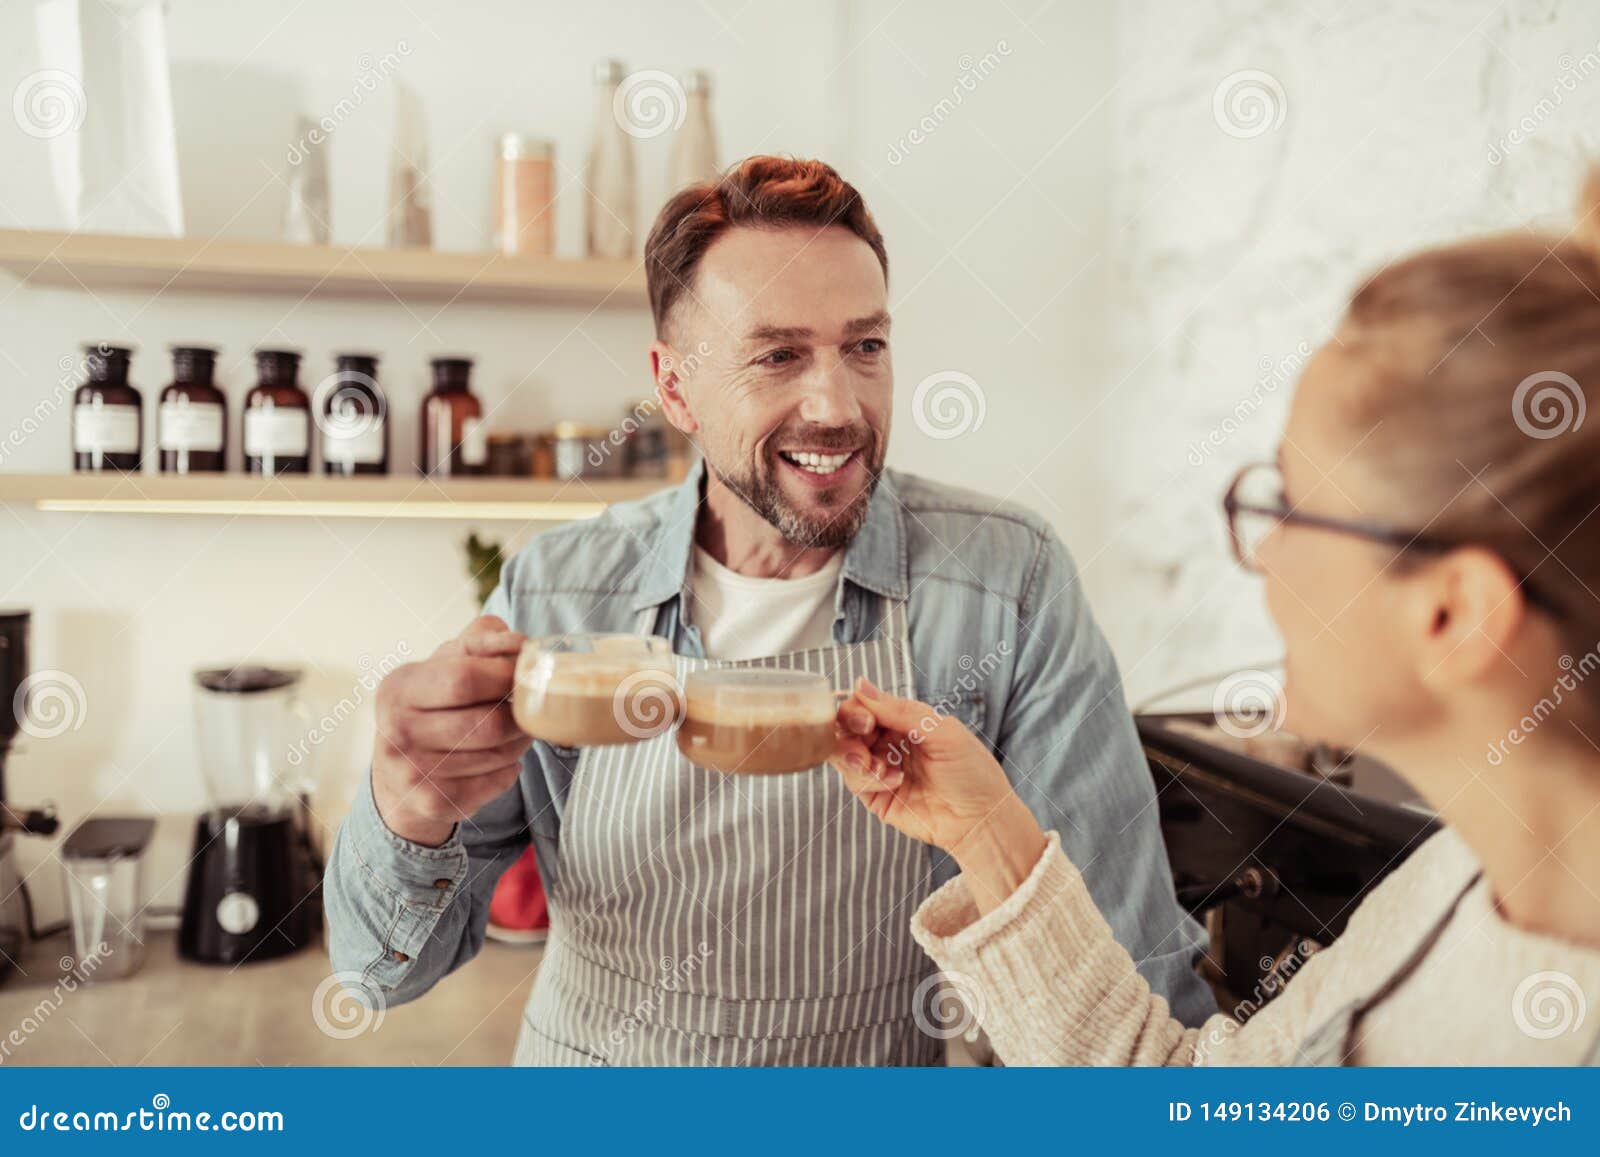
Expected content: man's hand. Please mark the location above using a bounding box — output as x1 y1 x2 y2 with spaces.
371 615 531 847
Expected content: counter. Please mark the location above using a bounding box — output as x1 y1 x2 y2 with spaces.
0 931 540 1066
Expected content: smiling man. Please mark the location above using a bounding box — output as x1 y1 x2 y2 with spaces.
325 157 1213 1065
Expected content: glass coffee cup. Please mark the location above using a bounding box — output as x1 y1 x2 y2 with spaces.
513 634 682 747
676 669 837 774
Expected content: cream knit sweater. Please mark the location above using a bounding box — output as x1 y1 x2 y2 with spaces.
911 828 1600 1065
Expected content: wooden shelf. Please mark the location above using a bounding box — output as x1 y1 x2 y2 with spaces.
0 228 646 308
0 472 669 521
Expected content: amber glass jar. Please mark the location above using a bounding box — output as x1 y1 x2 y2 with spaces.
419 357 486 477
320 353 388 476
72 345 142 473
243 349 310 475
158 346 226 474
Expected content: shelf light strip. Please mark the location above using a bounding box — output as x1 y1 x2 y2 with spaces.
33 499 609 521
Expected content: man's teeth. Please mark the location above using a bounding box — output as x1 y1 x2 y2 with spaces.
781 450 853 474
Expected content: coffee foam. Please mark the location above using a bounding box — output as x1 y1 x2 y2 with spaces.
681 696 836 727
517 657 674 697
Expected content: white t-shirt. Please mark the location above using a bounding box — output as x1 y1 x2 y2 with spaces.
687 546 843 661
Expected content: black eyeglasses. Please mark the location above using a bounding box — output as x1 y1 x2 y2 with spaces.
1222 461 1566 618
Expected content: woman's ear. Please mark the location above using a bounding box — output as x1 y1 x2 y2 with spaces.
650 340 699 437
1414 546 1528 691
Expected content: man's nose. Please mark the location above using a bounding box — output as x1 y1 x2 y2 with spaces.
795 352 864 426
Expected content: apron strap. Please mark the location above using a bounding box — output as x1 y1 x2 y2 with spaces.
1310 868 1483 1065
876 593 915 696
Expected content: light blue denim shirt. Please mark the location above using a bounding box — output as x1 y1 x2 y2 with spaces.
326 462 1216 1028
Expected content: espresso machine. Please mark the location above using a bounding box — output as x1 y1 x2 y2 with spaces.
178 666 320 964
1 609 63 988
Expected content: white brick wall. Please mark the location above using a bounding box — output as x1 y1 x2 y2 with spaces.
1097 0 1600 707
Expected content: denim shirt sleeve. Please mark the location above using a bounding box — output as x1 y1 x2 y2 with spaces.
323 582 532 1007
996 529 1218 1028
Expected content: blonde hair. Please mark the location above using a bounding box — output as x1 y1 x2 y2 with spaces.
1331 171 1600 653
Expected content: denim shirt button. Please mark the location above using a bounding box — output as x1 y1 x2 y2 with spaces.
391 950 410 963
432 878 451 890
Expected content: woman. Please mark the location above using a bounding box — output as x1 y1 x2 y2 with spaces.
832 178 1600 1066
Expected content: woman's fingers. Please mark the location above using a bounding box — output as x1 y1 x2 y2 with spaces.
831 737 904 793
836 696 878 738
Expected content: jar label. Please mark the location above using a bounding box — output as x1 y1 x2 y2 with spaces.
73 404 140 453
324 419 385 465
158 401 224 451
461 417 488 466
245 408 309 456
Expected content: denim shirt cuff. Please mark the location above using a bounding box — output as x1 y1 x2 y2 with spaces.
346 773 471 937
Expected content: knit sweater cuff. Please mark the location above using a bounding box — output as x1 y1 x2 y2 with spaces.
912 831 1092 958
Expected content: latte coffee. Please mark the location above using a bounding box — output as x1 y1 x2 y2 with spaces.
513 634 681 748
676 669 836 774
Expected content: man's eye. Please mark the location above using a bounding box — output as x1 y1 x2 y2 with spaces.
853 338 887 356
758 349 798 367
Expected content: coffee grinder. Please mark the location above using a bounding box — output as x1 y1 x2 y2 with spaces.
0 609 63 988
178 666 320 964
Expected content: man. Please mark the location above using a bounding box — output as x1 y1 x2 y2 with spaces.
325 157 1212 1065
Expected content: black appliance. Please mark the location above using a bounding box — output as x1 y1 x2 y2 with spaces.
177 666 320 965
1142 711 1439 1018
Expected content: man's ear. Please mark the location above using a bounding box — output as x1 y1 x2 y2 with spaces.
1415 546 1529 691
651 339 699 436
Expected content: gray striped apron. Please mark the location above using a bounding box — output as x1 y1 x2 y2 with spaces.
1295 870 1600 1066
512 596 942 1066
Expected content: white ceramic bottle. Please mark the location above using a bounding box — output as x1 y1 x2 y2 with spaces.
669 70 720 190
586 59 637 259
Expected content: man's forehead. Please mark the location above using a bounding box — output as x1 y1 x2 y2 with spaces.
688 224 886 338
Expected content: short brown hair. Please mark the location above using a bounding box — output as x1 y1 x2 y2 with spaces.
644 156 888 337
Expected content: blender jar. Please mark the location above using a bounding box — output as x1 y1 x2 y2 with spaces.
192 666 309 817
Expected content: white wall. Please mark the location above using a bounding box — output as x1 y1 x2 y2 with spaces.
1096 0 1600 706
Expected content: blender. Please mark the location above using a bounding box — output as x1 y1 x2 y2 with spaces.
178 666 321 964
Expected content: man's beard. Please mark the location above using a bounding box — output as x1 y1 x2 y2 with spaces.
714 427 883 550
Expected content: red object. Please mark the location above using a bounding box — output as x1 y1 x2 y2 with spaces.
489 846 548 932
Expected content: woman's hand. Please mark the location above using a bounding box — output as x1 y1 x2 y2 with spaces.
832 678 1048 914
